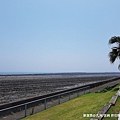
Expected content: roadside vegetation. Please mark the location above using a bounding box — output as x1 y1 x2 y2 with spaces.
22 84 119 120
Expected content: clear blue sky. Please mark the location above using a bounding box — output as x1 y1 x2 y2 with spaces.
0 0 120 73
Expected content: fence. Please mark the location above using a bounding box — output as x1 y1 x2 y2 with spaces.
0 86 90 120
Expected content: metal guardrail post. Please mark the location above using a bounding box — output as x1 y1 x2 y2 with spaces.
25 104 27 117
77 89 79 97
44 98 47 110
69 92 70 100
88 87 90 93
58 95 60 104
84 88 86 94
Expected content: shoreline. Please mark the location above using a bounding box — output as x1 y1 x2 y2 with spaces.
0 72 119 76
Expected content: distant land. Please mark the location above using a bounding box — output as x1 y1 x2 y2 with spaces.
0 72 120 76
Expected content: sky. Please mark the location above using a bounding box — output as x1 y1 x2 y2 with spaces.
0 0 120 73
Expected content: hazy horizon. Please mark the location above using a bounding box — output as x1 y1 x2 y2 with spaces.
0 71 120 75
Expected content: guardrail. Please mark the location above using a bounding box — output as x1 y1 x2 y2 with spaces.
0 86 90 120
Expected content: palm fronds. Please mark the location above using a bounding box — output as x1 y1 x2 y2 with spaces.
108 36 120 70
109 36 120 45
108 49 118 63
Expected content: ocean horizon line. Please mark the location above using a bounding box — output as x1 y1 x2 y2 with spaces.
0 72 119 75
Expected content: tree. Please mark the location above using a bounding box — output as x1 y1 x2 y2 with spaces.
108 36 120 69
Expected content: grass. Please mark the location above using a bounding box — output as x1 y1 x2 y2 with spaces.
22 85 119 120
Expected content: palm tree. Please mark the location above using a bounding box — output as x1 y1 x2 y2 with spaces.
108 36 120 69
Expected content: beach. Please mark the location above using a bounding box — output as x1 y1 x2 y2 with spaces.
0 73 119 105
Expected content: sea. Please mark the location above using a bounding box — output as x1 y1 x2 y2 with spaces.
0 72 120 76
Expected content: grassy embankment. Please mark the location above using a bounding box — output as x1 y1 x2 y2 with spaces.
22 85 120 120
